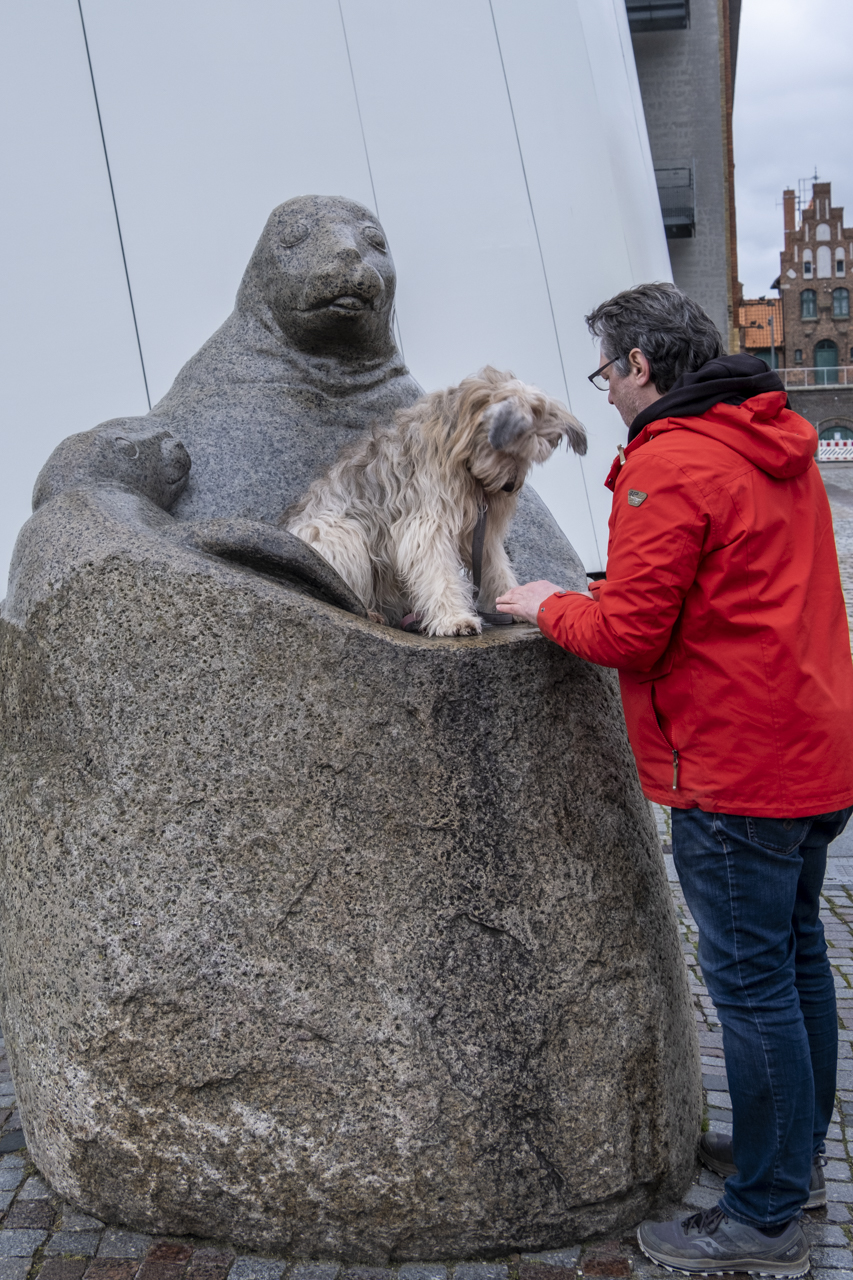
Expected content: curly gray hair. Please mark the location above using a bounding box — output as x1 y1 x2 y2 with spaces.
585 282 724 393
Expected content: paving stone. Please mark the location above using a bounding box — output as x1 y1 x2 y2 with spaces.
579 1246 631 1279
682 1184 720 1210
812 1272 853 1280
519 1252 581 1268
827 1161 853 1181
339 1271 392 1280
97 1233 154 1260
44 1233 103 1257
0 1192 14 1211
145 1250 192 1266
700 1074 728 1091
84 1262 140 1280
229 1262 285 1280
0 1134 26 1154
518 1266 576 1280
4 1200 54 1229
0 1168 25 1191
60 1210 106 1232
811 1248 853 1269
826 1199 851 1222
185 1251 234 1280
287 1268 337 1280
452 1268 508 1280
397 1267 447 1280
804 1225 850 1245
827 1181 853 1202
17 1177 50 1201
0 1260 31 1280
0 1230 47 1257
137 1262 188 1280
706 1107 732 1123
39 1261 89 1280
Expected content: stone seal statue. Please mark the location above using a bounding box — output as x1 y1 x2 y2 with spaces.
145 193 585 587
0 195 700 1261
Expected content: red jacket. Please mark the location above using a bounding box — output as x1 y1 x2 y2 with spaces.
539 390 853 815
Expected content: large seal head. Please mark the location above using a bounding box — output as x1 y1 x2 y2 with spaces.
237 195 399 362
147 196 422 524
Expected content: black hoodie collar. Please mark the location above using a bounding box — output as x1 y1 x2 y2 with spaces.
627 354 788 443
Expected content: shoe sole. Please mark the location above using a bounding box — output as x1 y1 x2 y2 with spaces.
697 1153 826 1210
637 1230 810 1278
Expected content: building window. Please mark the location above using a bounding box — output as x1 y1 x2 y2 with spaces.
833 288 850 318
837 254 846 277
626 0 689 32
815 339 839 384
801 290 817 319
817 245 832 278
795 349 803 364
819 425 853 442
654 165 695 238
803 249 813 277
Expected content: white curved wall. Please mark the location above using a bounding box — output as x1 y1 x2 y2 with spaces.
0 0 670 582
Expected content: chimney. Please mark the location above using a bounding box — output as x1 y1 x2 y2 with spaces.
783 189 796 234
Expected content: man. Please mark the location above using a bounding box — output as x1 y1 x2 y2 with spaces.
497 282 853 1278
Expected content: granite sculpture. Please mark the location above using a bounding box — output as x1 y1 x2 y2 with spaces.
0 195 701 1261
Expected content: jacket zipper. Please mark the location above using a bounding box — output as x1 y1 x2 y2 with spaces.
672 749 679 791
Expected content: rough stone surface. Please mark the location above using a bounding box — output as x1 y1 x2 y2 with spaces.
0 196 699 1259
0 546 699 1257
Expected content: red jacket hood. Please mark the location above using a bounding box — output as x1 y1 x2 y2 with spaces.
606 392 817 489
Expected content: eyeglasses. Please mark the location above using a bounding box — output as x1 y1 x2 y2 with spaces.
588 355 623 391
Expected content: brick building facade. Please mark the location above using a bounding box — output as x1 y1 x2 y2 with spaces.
740 180 853 445
778 181 853 389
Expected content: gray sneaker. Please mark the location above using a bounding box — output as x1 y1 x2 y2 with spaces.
698 1132 827 1209
638 1206 809 1277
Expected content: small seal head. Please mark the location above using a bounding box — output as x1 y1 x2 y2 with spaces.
33 420 191 512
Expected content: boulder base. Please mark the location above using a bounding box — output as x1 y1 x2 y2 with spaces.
0 551 700 1261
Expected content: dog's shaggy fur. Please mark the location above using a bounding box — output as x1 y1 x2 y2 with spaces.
281 367 587 636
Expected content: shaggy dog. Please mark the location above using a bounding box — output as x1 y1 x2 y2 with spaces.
282 367 587 636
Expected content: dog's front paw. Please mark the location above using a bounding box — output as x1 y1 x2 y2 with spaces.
427 614 482 637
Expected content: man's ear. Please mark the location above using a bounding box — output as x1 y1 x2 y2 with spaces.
627 348 653 387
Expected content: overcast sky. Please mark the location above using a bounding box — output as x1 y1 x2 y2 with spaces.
734 0 853 299
1 0 851 589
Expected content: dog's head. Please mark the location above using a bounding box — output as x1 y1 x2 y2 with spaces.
448 367 587 495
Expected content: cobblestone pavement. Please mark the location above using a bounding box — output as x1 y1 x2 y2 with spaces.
1 463 851 1278
3 870 853 1280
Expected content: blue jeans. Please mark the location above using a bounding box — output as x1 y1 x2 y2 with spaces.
672 805 852 1227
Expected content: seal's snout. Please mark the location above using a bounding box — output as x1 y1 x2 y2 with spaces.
304 260 385 313
162 436 191 482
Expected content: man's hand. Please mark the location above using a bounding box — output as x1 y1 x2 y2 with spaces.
495 580 565 625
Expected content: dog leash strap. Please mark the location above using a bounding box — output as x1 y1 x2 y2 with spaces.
471 503 512 626
471 504 488 603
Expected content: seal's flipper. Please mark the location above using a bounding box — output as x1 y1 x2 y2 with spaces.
184 519 368 618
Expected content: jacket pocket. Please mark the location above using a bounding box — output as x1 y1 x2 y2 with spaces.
619 658 680 794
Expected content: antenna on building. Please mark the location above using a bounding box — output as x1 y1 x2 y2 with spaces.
794 170 820 224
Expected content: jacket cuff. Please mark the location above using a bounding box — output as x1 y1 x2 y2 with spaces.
537 590 574 644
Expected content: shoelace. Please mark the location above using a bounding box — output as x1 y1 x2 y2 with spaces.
682 1206 726 1236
